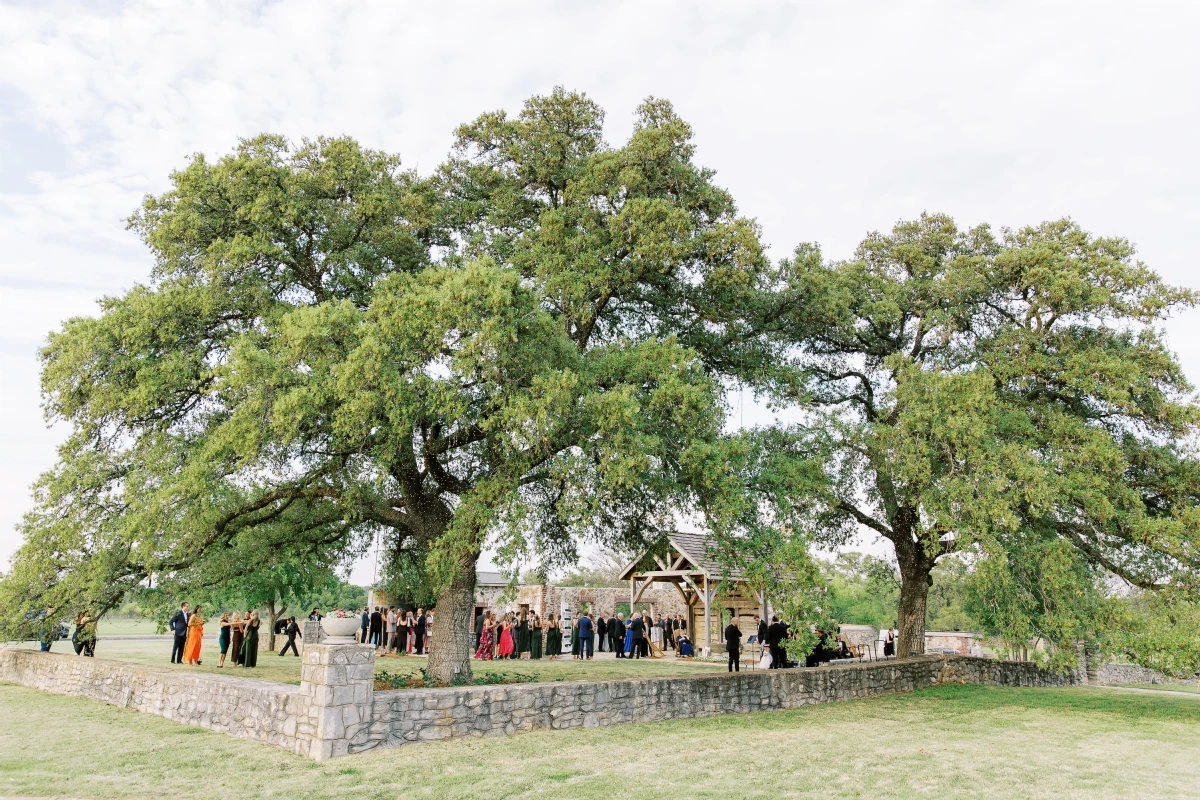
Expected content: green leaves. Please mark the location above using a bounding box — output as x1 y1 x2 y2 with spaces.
767 212 1200 666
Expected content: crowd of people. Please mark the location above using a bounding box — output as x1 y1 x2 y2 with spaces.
359 606 432 655
57 598 895 674
468 608 694 661
167 602 264 667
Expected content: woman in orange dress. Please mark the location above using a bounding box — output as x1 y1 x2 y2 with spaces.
182 605 204 665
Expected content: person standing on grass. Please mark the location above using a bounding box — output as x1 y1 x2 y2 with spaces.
475 608 486 652
474 612 495 660
217 613 232 667
169 602 189 664
577 612 594 660
544 614 562 659
72 613 97 657
724 617 742 672
367 607 381 647
229 612 244 666
182 605 204 666
629 612 645 659
386 607 397 654
240 610 261 667
71 612 87 655
529 612 543 660
498 613 515 659
767 616 786 669
413 608 427 656
278 616 302 656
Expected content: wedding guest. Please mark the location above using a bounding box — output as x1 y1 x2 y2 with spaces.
629 612 645 659
544 614 562 659
529 612 543 659
404 610 416 654
724 617 742 672
609 613 624 658
183 605 204 666
71 613 87 655
218 612 232 667
386 607 397 654
240 610 261 667
474 612 495 660
169 601 190 664
360 607 370 644
279 616 303 656
516 610 530 658
570 616 580 659
475 608 486 652
595 611 607 653
230 612 245 666
498 613 515 659
413 608 427 656
577 612 594 660
72 613 97 657
369 607 382 647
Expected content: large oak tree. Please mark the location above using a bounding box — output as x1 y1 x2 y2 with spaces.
766 214 1200 662
1 90 772 683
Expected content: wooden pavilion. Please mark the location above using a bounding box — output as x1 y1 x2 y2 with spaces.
618 531 766 652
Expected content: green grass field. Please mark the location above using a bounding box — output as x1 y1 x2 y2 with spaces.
16 639 727 686
1 682 1198 799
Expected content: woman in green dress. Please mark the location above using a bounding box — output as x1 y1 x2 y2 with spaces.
529 613 542 659
240 610 261 667
544 614 561 658
516 611 529 658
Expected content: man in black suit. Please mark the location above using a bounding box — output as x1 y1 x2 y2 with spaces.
628 613 645 659
278 616 302 656
595 612 607 652
369 607 383 647
360 608 370 643
724 617 742 672
757 617 768 647
767 615 787 669
413 608 427 655
610 613 625 657
475 609 486 651
169 602 189 663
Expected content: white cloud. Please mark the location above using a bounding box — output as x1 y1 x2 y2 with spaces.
2 0 1198 580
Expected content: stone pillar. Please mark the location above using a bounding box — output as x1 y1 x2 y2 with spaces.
301 618 327 652
300 643 375 761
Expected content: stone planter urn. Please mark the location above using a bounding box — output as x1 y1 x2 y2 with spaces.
321 616 361 644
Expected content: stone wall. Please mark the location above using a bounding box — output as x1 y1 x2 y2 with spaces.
1094 662 1198 687
0 644 1085 762
345 655 1078 753
0 642 373 761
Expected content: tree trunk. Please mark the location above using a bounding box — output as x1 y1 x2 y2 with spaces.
266 600 285 651
896 553 932 659
425 550 479 685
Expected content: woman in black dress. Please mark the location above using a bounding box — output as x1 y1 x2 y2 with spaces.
240 610 261 668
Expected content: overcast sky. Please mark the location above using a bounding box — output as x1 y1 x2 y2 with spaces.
2 0 1198 585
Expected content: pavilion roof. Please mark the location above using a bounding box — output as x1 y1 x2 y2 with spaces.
617 530 745 582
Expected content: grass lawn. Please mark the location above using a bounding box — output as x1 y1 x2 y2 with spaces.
2 683 1199 799
96 617 162 636
11 639 727 687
